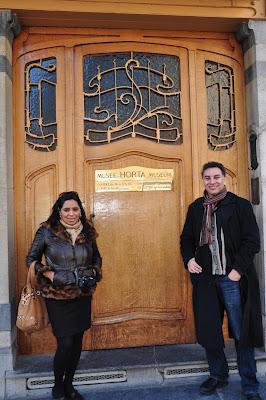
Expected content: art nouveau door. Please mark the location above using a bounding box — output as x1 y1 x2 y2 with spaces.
14 30 247 354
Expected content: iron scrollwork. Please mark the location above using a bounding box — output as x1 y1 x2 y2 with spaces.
25 58 57 151
205 61 236 151
83 52 182 145
249 130 259 170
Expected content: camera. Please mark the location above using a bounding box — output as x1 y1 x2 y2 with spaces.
78 275 97 289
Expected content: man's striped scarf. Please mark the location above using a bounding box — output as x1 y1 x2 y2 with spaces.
199 188 228 275
199 188 227 246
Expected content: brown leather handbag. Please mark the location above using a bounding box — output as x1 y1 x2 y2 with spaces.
16 262 49 333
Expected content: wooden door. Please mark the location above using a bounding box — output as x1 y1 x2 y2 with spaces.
13 29 247 354
74 43 193 349
14 46 67 353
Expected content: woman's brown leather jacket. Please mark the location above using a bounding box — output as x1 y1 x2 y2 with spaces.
26 221 102 299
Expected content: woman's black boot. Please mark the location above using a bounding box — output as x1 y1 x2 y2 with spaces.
52 384 65 400
64 386 84 400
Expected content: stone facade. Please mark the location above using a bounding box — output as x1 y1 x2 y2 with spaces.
0 10 20 400
238 21 266 339
0 8 266 400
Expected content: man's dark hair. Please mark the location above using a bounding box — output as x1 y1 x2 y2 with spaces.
201 161 226 177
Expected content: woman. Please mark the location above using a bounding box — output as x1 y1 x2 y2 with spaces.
26 191 102 400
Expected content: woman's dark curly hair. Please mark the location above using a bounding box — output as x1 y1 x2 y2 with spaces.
46 191 96 240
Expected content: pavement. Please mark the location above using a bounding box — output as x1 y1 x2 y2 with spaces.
8 343 266 400
12 375 266 400
74 376 266 400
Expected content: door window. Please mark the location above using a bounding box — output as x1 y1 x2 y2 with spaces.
83 52 182 145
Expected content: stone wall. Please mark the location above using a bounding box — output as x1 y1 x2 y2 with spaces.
237 20 266 347
0 9 266 399
0 9 19 400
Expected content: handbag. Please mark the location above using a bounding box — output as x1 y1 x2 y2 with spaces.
16 262 49 333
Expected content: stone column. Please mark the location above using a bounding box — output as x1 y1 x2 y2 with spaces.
237 21 266 348
0 9 20 399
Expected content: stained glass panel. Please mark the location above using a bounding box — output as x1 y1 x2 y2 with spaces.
83 52 182 145
205 60 236 151
25 58 57 151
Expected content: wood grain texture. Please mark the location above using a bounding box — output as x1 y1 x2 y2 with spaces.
13 29 246 354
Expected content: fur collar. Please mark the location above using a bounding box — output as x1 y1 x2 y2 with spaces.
42 221 87 244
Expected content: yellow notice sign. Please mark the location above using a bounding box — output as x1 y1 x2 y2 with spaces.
95 166 174 193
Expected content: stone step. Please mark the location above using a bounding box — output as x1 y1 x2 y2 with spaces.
5 343 266 399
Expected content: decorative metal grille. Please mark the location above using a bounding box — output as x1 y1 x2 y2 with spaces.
83 52 182 145
205 61 236 151
25 58 57 151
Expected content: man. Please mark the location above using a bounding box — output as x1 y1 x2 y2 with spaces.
180 161 263 400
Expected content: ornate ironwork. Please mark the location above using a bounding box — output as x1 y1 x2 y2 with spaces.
83 52 182 145
25 58 57 151
205 61 236 151
249 130 259 170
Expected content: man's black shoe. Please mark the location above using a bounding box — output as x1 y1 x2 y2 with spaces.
245 394 262 400
199 377 228 395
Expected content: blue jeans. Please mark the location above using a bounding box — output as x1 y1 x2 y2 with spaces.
205 275 259 395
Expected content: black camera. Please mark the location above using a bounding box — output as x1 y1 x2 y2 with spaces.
78 275 97 289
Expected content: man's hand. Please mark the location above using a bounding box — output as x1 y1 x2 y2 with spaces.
187 258 202 274
228 268 241 281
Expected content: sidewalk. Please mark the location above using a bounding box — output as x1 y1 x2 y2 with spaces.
13 374 266 400
8 343 266 400
82 376 266 400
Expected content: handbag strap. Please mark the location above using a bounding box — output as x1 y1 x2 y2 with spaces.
27 261 37 287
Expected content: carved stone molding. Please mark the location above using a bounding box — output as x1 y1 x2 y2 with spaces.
0 10 21 42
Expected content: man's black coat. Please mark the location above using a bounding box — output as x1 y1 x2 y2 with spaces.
180 191 263 349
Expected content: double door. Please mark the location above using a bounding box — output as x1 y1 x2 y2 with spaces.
14 29 247 354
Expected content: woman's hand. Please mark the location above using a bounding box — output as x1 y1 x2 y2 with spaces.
43 270 55 282
187 258 202 274
228 268 241 281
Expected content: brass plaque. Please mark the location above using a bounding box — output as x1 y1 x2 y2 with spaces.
95 166 174 193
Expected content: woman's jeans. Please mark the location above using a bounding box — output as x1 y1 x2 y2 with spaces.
205 275 259 395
